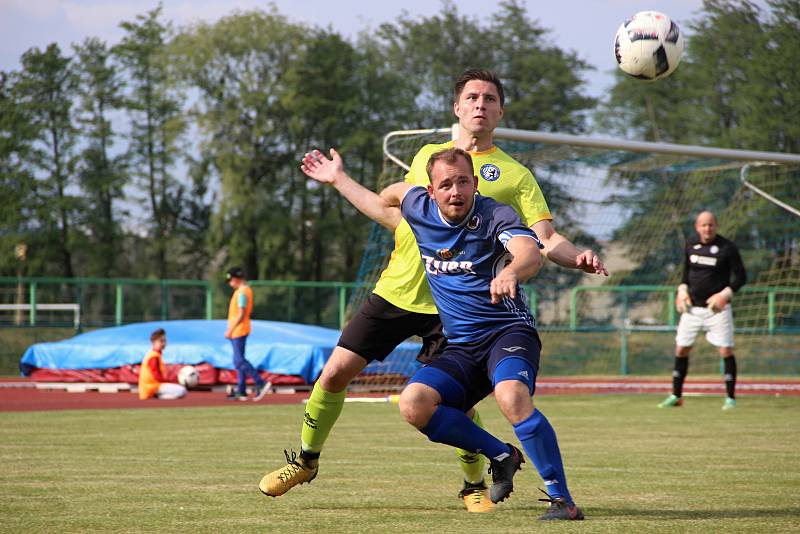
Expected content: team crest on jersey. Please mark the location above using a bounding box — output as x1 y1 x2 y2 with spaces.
466 214 481 231
710 245 719 254
437 248 454 260
480 163 501 182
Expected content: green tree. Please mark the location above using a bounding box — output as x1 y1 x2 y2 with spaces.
597 0 792 148
335 32 418 275
170 9 306 280
282 30 407 283
172 9 422 297
490 0 596 134
14 43 80 277
597 1 799 296
114 4 185 278
688 0 767 148
73 37 127 277
757 0 800 153
175 152 214 280
0 71 37 277
376 0 492 126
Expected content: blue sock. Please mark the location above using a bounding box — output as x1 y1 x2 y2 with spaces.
421 405 510 459
513 409 573 504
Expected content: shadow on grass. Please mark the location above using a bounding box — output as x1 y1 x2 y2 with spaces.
594 507 800 520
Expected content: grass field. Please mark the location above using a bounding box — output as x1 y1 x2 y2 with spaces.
1 394 799 533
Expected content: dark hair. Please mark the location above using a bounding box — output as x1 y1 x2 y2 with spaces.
426 147 474 182
453 68 505 107
226 266 245 280
150 328 166 342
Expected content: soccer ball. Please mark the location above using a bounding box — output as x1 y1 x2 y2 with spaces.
177 365 200 389
614 11 685 81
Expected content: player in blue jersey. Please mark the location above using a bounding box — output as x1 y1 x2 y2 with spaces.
299 146 584 521
260 69 606 512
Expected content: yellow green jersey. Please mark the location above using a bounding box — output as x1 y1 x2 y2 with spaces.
372 141 552 314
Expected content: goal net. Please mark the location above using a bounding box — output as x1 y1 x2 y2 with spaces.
354 127 800 390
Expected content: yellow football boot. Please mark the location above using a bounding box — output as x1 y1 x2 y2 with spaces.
259 450 318 497
459 481 494 513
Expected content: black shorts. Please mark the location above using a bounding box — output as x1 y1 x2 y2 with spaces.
337 293 446 364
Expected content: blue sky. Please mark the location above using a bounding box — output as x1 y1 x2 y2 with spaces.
0 0 750 99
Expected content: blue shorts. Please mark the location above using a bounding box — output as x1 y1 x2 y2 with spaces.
407 324 541 412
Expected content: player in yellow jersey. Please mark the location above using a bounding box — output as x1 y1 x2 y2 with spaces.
259 69 608 511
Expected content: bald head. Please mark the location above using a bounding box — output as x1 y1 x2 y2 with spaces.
695 211 718 244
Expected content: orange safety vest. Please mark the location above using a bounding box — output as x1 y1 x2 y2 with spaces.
139 349 165 400
228 285 253 338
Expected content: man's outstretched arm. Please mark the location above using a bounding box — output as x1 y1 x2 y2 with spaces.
531 219 609 276
301 149 408 230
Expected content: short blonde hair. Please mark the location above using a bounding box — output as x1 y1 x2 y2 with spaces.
425 147 474 182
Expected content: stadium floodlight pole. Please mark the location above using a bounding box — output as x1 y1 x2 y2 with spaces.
492 127 800 165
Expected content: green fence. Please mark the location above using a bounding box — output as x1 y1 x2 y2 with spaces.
1 278 797 377
0 277 543 331
569 285 800 333
0 277 366 331
565 284 800 375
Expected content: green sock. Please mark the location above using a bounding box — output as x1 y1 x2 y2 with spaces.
300 383 347 454
455 409 487 485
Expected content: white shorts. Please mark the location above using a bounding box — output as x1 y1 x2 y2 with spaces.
157 382 187 400
675 305 734 348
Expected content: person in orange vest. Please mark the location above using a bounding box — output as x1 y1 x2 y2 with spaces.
225 267 270 401
138 328 186 400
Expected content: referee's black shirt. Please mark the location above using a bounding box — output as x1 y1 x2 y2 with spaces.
681 234 747 307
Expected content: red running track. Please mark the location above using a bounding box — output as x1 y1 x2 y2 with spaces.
0 377 798 412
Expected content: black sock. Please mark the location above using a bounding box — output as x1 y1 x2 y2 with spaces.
723 355 737 399
300 449 320 462
673 357 689 397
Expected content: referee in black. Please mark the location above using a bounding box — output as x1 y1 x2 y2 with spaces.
659 211 747 410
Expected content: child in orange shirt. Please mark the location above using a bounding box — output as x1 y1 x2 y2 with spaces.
139 328 187 400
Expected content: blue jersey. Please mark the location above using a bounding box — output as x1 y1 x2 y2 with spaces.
400 187 542 343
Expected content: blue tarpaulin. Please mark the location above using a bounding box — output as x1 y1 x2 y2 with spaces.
20 320 421 383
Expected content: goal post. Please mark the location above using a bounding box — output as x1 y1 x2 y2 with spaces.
0 303 81 329
354 126 800 389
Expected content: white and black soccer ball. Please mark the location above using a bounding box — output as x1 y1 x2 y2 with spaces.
614 11 684 81
177 365 200 389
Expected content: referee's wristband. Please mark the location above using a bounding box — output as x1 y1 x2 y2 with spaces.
720 286 734 301
677 284 689 295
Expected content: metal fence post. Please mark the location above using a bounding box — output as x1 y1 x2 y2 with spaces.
161 280 168 321
667 289 676 326
569 287 578 331
620 289 629 375
76 280 83 332
768 290 776 334
338 285 347 330
29 281 37 326
115 284 123 326
205 283 213 320
527 287 538 317
620 327 629 375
